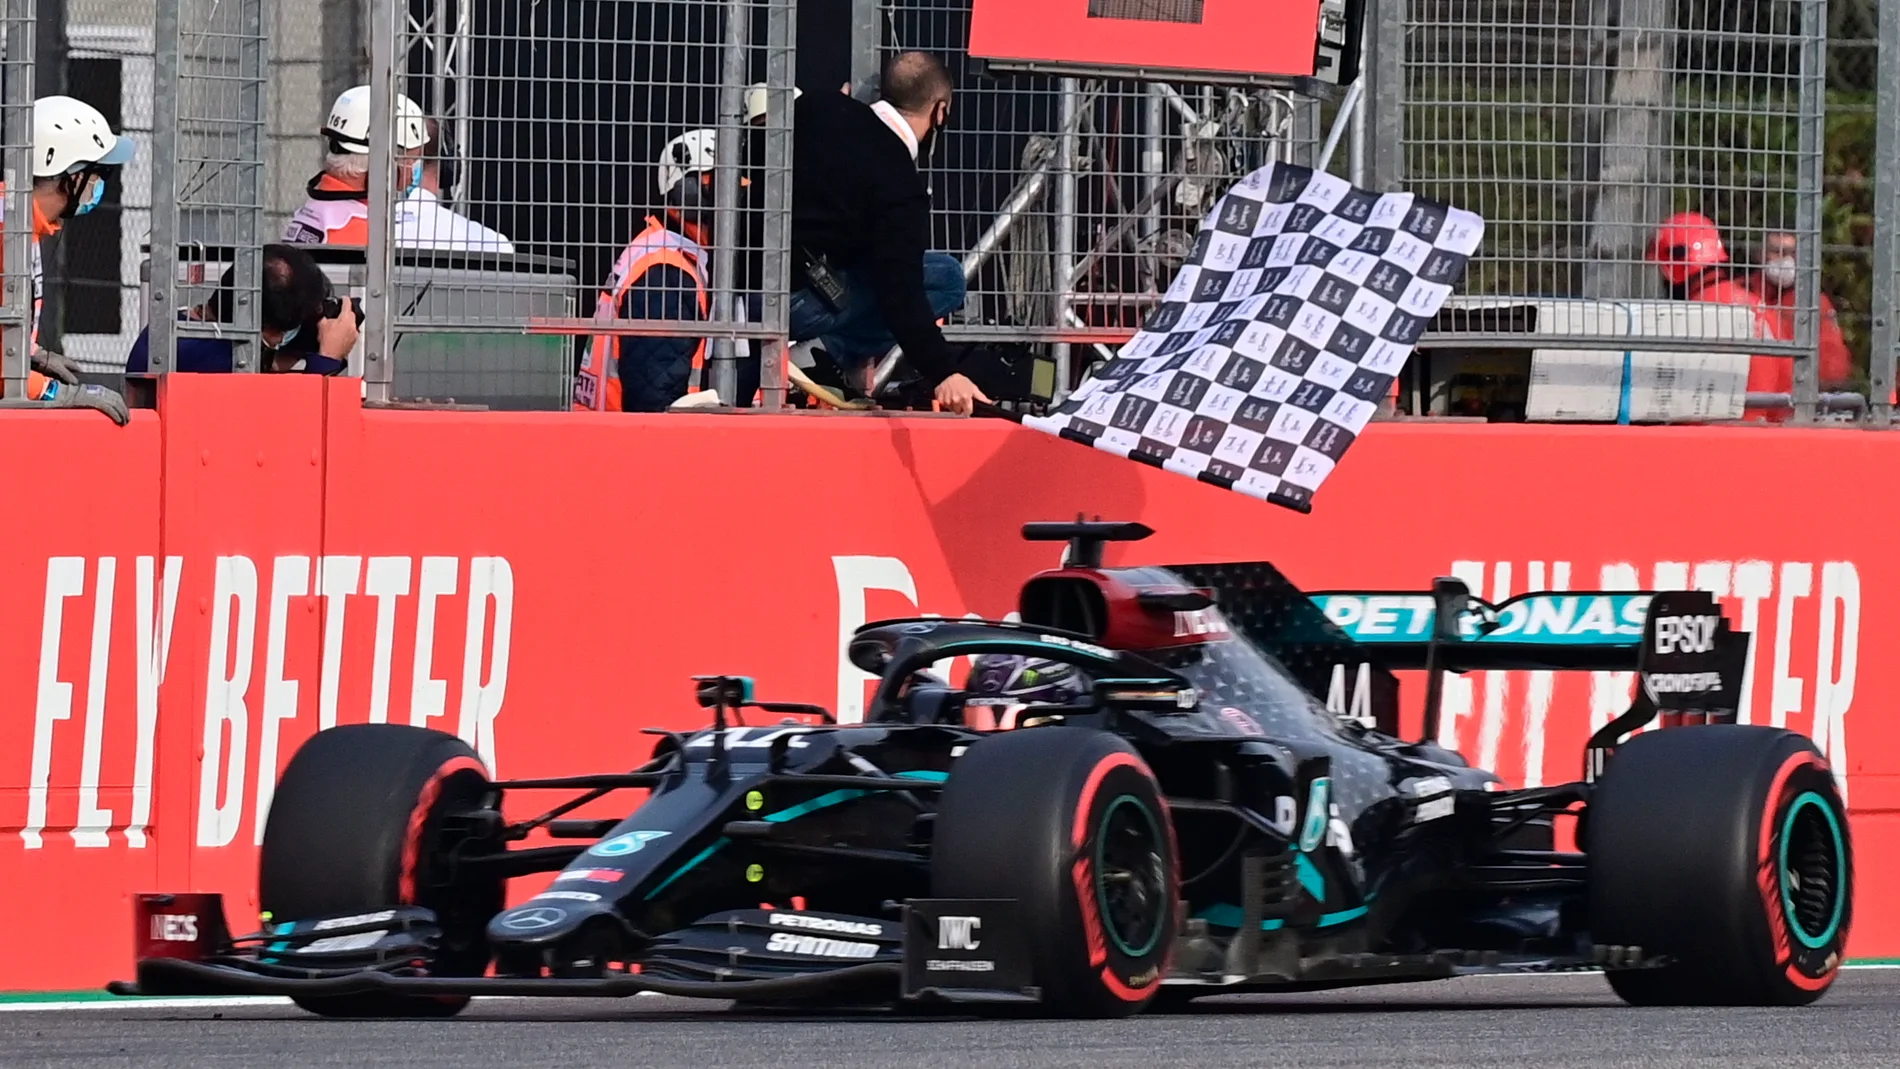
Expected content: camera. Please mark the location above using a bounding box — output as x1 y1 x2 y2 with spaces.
320 294 366 327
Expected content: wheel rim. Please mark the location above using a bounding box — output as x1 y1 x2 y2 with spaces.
1778 790 1846 950
1094 794 1167 958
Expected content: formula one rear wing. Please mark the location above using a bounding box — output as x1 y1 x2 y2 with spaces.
1016 524 1749 772
1306 580 1752 767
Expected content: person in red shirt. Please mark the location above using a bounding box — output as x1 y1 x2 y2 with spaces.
1647 212 1787 423
1746 231 1855 395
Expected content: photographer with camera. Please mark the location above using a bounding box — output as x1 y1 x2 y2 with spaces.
125 244 360 375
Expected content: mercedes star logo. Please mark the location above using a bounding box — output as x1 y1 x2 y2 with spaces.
500 906 565 931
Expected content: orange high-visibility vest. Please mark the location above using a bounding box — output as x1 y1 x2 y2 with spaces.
0 185 60 400
575 217 710 412
283 174 371 246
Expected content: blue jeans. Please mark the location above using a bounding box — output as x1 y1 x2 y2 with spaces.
788 252 967 371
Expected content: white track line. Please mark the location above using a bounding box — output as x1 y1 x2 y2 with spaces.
0 997 293 1013
0 991 671 1013
5 971 1896 1012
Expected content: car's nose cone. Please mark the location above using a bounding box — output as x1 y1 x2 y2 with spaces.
486 897 611 946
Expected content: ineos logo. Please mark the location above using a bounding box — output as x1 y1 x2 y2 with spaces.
150 914 199 942
937 915 982 951
1654 615 1718 656
1172 608 1229 638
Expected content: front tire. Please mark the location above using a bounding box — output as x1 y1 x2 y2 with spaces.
931 728 1178 1017
259 724 505 1018
1587 725 1851 1006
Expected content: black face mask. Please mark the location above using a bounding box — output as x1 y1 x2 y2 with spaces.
917 101 948 163
916 102 948 197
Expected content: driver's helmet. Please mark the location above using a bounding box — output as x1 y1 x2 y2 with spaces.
963 654 1089 731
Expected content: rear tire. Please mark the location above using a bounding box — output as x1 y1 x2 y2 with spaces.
1587 725 1851 1006
931 728 1178 1018
259 724 505 1018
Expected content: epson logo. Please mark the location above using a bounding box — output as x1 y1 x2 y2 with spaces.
150 914 198 942
769 913 883 937
764 932 879 958
1654 615 1719 656
937 915 982 951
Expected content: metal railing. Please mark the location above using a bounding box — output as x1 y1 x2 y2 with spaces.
359 0 798 410
145 0 270 373
0 0 33 402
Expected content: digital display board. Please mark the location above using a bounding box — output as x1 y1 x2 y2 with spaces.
970 0 1352 87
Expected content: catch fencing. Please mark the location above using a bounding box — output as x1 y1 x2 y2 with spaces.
144 0 271 374
0 0 1892 423
362 0 799 409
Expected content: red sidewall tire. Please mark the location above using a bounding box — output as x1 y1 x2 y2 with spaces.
1589 725 1851 1007
259 724 503 1018
932 728 1179 1017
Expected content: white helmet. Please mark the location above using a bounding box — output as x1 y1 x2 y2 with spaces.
743 83 802 125
656 128 718 198
34 95 133 178
323 85 428 154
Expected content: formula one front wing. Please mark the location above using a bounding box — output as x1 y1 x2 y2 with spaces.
108 893 1037 1007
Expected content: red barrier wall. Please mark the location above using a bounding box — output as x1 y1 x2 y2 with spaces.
4 374 1897 990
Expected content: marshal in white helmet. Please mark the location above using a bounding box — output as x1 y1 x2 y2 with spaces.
655 128 718 200
285 86 434 246
0 96 135 423
322 84 429 155
32 95 133 209
743 83 803 126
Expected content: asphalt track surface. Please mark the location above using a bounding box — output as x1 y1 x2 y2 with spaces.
8 970 1899 1069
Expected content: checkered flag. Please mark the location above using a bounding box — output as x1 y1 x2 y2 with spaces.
1022 162 1485 512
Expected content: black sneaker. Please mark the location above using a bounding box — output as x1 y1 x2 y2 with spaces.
786 342 873 410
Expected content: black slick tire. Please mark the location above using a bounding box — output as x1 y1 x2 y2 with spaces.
259 724 504 1018
931 727 1178 1017
1587 724 1851 1006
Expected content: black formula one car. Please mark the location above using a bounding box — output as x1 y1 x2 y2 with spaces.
112 521 1852 1017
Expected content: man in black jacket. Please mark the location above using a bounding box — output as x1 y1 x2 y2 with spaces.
788 51 989 414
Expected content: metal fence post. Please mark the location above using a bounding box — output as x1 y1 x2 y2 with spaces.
0 0 32 401
1367 0 1403 193
228 0 267 373
145 0 178 375
1872 0 1899 428
32 0 62 350
143 0 268 376
850 0 881 96
707 0 751 404
1789 0 1828 424
1348 9 1371 186
1140 84 1164 293
759 0 797 410
362 0 395 403
1051 76 1079 402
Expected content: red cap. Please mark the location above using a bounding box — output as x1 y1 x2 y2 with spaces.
1648 212 1729 286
